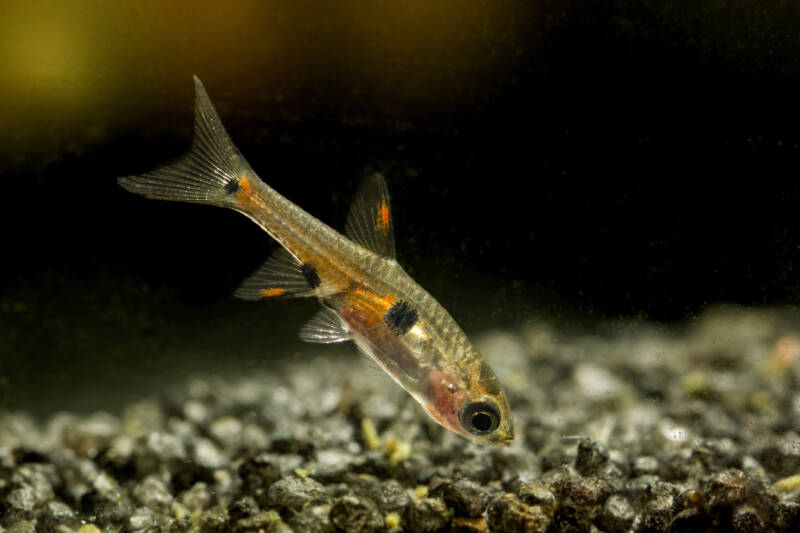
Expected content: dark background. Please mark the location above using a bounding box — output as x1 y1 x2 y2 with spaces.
1 0 799 414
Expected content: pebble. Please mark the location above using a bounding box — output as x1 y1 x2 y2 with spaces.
575 438 609 476
288 503 335 533
517 482 556 517
235 509 280 531
227 495 259 522
6 486 35 513
706 469 747 508
632 455 659 476
402 497 453 533
132 475 173 512
487 493 549 533
329 495 382 533
238 452 291 504
451 516 488 533
62 412 119 458
642 494 673 532
732 505 765 533
760 433 800 477
596 495 635 533
429 477 488 518
267 475 330 512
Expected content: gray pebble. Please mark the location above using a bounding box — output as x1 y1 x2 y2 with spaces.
5 522 35 533
178 481 212 511
209 416 243 449
658 449 701 482
37 500 77 531
329 494 382 533
288 503 335 533
642 495 673 532
132 475 173 512
6 486 35 512
595 495 634 533
732 505 765 533
487 493 549 533
128 506 157 531
705 469 747 508
375 479 412 513
760 433 800 477
235 510 278 531
403 497 453 533
199 505 231 532
429 478 488 518
228 495 259 522
238 452 285 502
62 412 119 458
575 438 609 476
517 482 556 517
267 475 330 512
632 455 659 476
774 501 800 532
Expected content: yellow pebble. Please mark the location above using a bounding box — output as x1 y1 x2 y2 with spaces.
384 436 412 465
385 511 401 529
682 371 706 394
361 418 380 451
77 526 102 533
415 485 428 499
773 473 800 493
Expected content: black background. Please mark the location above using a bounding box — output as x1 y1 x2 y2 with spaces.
2 1 799 413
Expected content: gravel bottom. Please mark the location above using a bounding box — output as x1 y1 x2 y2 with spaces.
2 305 800 532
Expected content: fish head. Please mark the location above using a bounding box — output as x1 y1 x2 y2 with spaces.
420 356 514 446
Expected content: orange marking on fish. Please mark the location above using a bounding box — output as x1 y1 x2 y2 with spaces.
236 177 261 210
352 287 396 315
378 202 390 231
260 287 287 298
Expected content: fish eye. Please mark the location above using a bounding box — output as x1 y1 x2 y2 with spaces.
459 400 500 435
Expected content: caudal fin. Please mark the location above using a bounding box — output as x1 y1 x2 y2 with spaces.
118 76 249 205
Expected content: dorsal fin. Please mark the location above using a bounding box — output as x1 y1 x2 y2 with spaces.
344 173 396 259
234 248 317 300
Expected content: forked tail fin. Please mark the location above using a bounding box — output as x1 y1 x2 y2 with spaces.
118 76 249 206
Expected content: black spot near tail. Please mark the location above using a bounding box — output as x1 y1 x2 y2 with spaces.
224 179 240 194
384 300 418 336
301 263 321 289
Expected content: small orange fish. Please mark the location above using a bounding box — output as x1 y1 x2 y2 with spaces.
119 77 514 445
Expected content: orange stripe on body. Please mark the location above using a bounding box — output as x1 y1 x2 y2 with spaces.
351 286 396 319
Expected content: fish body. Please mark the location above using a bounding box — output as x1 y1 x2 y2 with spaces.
118 77 513 445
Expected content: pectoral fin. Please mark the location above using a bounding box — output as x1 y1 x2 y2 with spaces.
299 307 350 344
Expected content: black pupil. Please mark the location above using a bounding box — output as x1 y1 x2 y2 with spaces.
460 400 500 435
472 412 493 432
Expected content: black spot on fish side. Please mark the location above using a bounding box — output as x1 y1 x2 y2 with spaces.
224 179 239 194
301 263 321 289
384 300 418 336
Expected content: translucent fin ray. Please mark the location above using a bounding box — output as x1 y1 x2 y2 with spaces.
299 308 350 344
117 76 250 205
234 248 316 300
344 173 395 258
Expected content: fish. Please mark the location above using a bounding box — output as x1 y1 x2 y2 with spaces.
118 76 514 446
